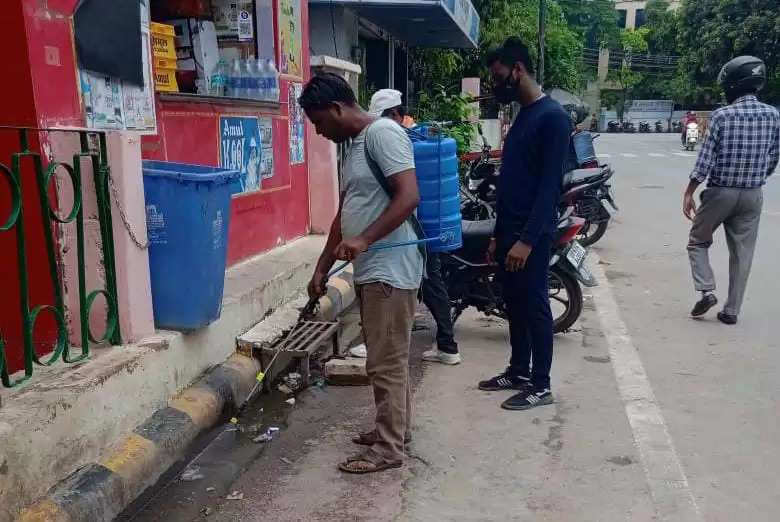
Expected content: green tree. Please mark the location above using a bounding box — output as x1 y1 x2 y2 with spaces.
678 0 780 104
558 0 621 49
409 0 586 100
479 0 584 91
643 0 680 55
603 28 649 119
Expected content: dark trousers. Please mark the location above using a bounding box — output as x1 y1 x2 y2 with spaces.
421 252 458 354
498 235 553 390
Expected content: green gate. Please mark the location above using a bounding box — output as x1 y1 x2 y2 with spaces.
0 127 121 388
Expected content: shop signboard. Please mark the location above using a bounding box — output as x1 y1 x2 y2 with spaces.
278 0 303 77
219 116 274 193
289 82 305 164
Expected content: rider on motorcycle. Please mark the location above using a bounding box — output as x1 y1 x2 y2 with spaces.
681 110 698 144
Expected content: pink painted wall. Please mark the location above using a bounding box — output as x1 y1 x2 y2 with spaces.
49 131 154 347
306 126 339 234
106 133 155 343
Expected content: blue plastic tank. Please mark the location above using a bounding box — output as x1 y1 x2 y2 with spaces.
410 132 462 252
142 160 240 331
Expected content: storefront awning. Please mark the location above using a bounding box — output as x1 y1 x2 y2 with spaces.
310 0 480 49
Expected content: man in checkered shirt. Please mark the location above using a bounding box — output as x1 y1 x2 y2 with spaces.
684 56 780 325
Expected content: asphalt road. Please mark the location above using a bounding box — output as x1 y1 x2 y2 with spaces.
594 132 780 521
133 133 780 521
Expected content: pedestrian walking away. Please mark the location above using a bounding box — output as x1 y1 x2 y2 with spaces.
683 55 780 325
300 74 423 473
369 88 461 365
480 37 572 411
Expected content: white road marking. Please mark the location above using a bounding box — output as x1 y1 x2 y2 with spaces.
621 153 638 158
597 153 612 158
648 153 667 157
589 253 702 521
673 152 696 158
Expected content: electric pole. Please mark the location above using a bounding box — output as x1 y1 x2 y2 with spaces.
538 0 547 86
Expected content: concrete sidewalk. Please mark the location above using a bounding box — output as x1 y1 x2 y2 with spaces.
188 306 655 521
1 235 359 522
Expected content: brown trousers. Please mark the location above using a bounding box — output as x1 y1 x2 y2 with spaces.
357 282 417 462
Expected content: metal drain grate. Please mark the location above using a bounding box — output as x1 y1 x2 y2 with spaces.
270 320 339 353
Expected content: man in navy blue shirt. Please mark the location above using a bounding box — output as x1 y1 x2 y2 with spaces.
478 37 572 411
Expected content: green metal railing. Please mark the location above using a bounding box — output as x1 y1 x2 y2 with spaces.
0 128 121 388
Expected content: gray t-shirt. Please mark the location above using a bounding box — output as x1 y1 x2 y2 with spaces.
341 118 423 290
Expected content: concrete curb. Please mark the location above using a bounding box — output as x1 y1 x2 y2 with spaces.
316 264 355 321
16 354 260 522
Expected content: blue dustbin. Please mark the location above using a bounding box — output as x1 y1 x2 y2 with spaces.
142 160 240 331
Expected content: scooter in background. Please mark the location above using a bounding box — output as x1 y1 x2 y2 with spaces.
683 122 699 151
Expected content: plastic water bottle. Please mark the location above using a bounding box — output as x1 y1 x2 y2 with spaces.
266 59 280 102
243 59 257 100
253 59 267 101
209 58 229 96
227 59 245 98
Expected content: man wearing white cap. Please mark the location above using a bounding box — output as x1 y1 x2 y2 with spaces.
368 89 416 129
370 89 461 365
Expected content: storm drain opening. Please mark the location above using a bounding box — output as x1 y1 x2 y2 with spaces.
259 320 340 387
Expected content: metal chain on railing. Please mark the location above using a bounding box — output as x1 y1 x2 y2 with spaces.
108 174 149 250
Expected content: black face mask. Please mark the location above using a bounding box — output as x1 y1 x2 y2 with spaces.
492 73 517 104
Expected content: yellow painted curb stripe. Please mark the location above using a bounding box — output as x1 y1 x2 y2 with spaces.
102 433 161 482
16 499 72 522
169 386 221 429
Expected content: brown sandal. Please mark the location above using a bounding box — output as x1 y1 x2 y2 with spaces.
338 453 403 474
352 430 412 446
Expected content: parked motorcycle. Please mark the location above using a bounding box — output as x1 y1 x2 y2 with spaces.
460 129 499 221
655 120 664 133
621 121 636 133
671 121 682 133
683 122 699 151
607 120 621 133
638 121 651 132
460 129 617 247
561 168 617 246
442 208 596 333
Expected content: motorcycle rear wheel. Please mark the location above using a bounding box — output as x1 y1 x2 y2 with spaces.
448 267 583 334
549 265 583 333
577 213 609 247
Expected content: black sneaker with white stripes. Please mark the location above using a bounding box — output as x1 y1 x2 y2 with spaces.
478 371 531 391
501 388 554 410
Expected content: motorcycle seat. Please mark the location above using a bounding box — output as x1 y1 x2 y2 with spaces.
563 168 603 187
461 219 496 239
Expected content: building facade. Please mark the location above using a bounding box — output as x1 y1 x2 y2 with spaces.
614 0 681 30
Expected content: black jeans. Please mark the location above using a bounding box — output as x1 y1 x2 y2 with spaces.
497 235 553 390
421 252 458 354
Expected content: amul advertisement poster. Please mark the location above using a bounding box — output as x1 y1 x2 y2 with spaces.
220 116 273 193
289 82 305 164
278 0 302 77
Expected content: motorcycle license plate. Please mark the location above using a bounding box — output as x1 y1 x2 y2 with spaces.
566 241 586 268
